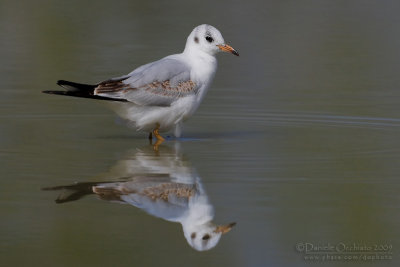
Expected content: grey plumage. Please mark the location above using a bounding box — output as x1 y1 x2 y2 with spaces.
95 57 198 107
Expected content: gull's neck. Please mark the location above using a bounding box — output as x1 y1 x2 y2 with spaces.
182 45 217 67
182 47 217 104
181 41 218 104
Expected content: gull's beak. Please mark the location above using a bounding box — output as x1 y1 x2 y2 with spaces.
217 44 239 56
214 222 237 234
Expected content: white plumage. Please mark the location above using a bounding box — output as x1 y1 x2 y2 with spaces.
97 24 238 136
44 144 235 251
44 24 238 140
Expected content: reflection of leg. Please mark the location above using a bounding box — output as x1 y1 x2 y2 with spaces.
152 123 165 150
148 132 153 140
152 123 165 142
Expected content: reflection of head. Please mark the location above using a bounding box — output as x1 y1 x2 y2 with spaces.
183 222 236 251
43 144 235 251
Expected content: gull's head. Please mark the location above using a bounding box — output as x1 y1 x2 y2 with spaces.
183 221 236 251
185 24 239 57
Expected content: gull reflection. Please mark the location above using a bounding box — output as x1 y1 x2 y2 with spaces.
43 143 235 251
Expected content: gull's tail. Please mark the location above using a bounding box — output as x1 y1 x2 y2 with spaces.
42 182 99 204
42 80 127 102
42 180 126 203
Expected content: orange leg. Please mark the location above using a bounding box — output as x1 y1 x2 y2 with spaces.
152 123 165 150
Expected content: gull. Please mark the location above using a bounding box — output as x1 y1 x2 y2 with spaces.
43 144 236 251
43 24 239 142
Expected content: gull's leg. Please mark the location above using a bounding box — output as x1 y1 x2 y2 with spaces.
152 123 165 142
152 123 165 150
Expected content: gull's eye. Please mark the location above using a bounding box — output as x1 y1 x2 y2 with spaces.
205 36 213 43
202 234 210 240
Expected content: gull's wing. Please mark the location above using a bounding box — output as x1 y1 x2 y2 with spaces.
94 57 198 106
92 178 196 222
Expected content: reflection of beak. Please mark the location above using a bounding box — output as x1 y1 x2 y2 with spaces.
214 222 237 234
217 44 239 56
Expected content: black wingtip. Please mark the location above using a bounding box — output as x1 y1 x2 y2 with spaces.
44 79 128 102
57 80 69 86
42 90 72 96
42 88 128 102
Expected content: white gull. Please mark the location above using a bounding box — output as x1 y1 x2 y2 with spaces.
43 24 239 142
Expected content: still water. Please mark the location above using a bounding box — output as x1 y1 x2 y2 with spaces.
1 0 400 266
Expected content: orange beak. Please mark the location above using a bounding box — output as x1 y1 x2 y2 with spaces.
217 44 239 56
